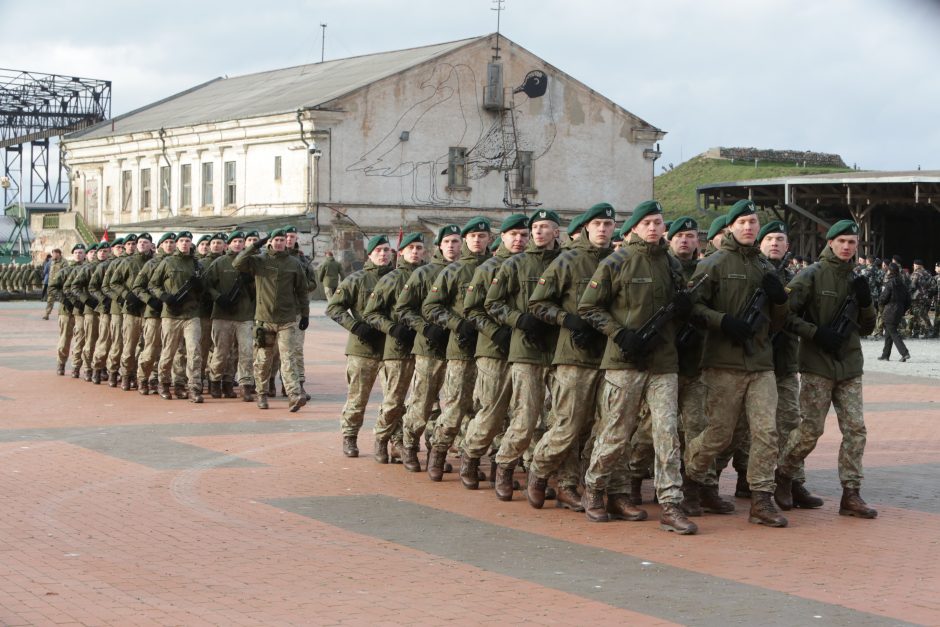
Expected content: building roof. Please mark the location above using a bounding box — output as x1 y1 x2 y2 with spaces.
68 36 485 141
110 213 312 234
698 170 940 191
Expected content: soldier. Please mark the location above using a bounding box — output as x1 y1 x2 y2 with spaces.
685 199 791 528
150 231 206 403
363 232 427 463
206 231 256 401
316 251 344 300
196 234 211 257
909 259 933 338
776 220 878 518
43 249 65 319
878 262 911 362
459 214 530 489
870 257 885 338
50 244 86 375
102 235 140 387
133 233 175 395
110 233 153 391
395 225 462 470
196 233 226 389
611 228 624 252
704 214 729 256
758 221 823 510
524 203 618 512
564 213 585 247
233 228 311 411
70 243 108 381
422 217 493 480
328 235 393 452
285 226 316 400
88 237 124 384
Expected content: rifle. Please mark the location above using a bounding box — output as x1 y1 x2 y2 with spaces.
737 286 769 357
826 293 859 360
624 273 708 368
173 270 201 303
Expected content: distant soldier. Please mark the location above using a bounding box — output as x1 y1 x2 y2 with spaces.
133 233 176 395
317 251 344 300
102 235 140 387
43 249 64 319
704 214 729 257
110 233 153 391
69 243 108 381
909 259 933 338
50 244 86 375
285 226 316 400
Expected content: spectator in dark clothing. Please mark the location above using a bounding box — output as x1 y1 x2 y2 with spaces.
879 262 911 362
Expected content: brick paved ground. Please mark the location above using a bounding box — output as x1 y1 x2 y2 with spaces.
1 301 938 626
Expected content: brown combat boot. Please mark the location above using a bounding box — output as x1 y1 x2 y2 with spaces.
402 446 421 472
71 366 80 378
129 376 138 390
138 380 150 396
427 448 447 482
241 384 255 402
630 477 644 504
256 394 269 410
792 482 824 509
526 473 548 509
494 462 516 501
555 485 585 512
374 438 389 464
159 382 173 400
83 368 92 382
839 488 877 519
56 364 65 376
660 503 699 535
774 470 794 511
681 475 703 517
208 381 222 399
342 436 359 458
108 371 119 388
699 483 735 514
92 369 101 384
735 472 752 498
459 456 480 489
606 493 648 521
582 489 610 523
300 381 311 401
221 381 237 399
174 384 188 400
189 387 204 404
121 375 131 391
288 395 307 413
748 491 788 527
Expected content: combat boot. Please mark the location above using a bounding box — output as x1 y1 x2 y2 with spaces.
209 381 222 399
582 489 610 523
128 376 138 390
459 456 480 489
774 470 794 510
839 488 877 519
699 483 735 514
606 493 647 521
342 436 359 458
138 379 150 396
735 472 752 498
71 366 80 378
92 369 101 384
108 371 119 388
189 387 204 404
121 375 131 391
494 462 516 501
288 395 306 413
256 394 269 410
427 448 447 482
300 381 311 401
630 477 644 504
221 381 237 399
681 476 703 517
374 438 389 464
389 442 403 464
267 377 277 397
241 384 255 402
56 364 65 376
748 491 788 527
402 446 421 472
174 384 188 400
488 459 498 487
158 382 173 400
660 503 698 535
83 368 92 382
556 485 585 512
792 482 824 509
526 473 548 509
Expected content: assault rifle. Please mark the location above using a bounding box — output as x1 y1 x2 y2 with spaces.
624 273 708 368
738 286 769 357
825 293 859 360
173 271 201 303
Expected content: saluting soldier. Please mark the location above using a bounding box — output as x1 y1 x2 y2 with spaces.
50 244 86 375
110 233 153 391
133 232 175 395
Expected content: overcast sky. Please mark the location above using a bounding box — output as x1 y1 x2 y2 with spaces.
3 0 938 172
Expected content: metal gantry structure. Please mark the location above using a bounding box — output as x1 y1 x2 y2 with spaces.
1 68 111 207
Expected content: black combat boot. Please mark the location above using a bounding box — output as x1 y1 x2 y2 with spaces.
221 381 237 398
138 379 150 396
792 482 824 509
699 483 735 514
839 487 877 519
459 456 480 489
630 477 644 504
209 381 222 399
121 375 132 391
748 491 788 527
660 503 698 535
299 381 311 401
108 371 119 388
158 382 173 400
494 462 516 501
174 384 188 400
288 395 306 413
681 475 703 517
256 393 269 410
242 384 255 402
71 366 81 378
92 369 101 385
735 472 752 498
582 489 609 523
56 364 65 376
189 386 204 404
774 470 793 510
342 436 359 458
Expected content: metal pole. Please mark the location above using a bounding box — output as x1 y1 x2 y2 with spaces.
320 24 327 62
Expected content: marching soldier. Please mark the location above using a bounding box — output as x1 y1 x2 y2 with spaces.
316 251 344 301
70 243 108 381
50 244 86 375
43 249 65 319
285 226 316 400
89 238 125 385
133 233 175 395
909 259 933 338
110 233 153 391
103 235 140 387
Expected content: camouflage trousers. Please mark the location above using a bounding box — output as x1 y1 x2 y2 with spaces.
209 319 254 385
290 315 306 384
462 357 512 459
779 374 866 488
254 321 302 399
106 313 123 373
56 312 75 368
374 358 415 445
495 363 552 466
158 317 203 389
81 312 99 372
120 314 143 378
45 292 56 317
401 355 446 449
137 317 162 383
92 313 112 370
431 358 477 452
200 317 212 382
909 300 932 338
716 411 751 479
587 370 681 503
685 368 779 493
628 405 653 481
775 373 804 482
340 355 384 437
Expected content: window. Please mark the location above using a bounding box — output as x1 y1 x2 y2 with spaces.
159 166 171 209
140 168 151 209
201 162 213 207
180 164 192 208
516 150 534 191
447 147 468 189
121 171 132 212
274 155 282 181
224 160 236 206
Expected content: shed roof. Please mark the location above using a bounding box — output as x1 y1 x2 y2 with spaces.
698 170 940 191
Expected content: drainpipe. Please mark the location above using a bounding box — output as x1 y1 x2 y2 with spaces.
158 128 173 215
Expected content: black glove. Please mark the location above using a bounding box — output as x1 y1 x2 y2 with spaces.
148 297 162 311
423 323 449 347
615 329 643 361
86 296 99 309
457 319 476 336
852 276 873 307
721 314 754 344
189 274 203 290
492 325 512 353
516 313 549 335
159 293 178 305
389 322 416 343
255 235 270 248
102 296 112 309
62 297 72 309
215 293 233 309
813 325 843 355
352 320 375 340
673 292 693 317
298 316 309 331
117 296 125 305
762 273 788 305
562 313 592 333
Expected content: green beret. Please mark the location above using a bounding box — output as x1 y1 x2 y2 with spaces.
85 243 97 252
489 239 500 252
461 216 492 236
111 237 125 247
582 202 616 224
196 234 211 245
611 231 623 243
664 220 673 233
668 216 699 239
398 232 424 250
500 213 529 232
123 234 138 244
283 225 297 234
825 219 860 240
366 234 389 254
726 199 757 225
176 231 193 240
566 213 586 236
758 220 787 243
227 230 246 242
71 243 86 253
623 200 663 232
435 224 461 245
530 209 561 226
137 232 152 242
210 232 227 242
157 232 176 245
244 230 260 239
706 214 729 241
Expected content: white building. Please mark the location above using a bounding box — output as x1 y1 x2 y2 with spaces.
63 33 664 260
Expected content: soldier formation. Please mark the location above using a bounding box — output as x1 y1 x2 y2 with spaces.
325 201 885 536
0 260 43 295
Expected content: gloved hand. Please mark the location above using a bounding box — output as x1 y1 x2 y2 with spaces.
215 293 233 309
457 319 477 337
62 298 73 309
516 313 549 335
492 325 512 353
852 275 873 307
86 296 99 309
423 323 449 347
673 292 693 317
813 325 843 354
102 296 112 309
762 273 788 305
389 322 416 343
148 297 162 311
159 293 178 305
721 314 754 344
562 313 592 333
189 274 203 289
352 320 375 340
255 235 270 248
298 316 309 331
614 329 643 361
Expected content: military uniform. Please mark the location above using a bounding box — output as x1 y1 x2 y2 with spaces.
45 257 66 318
50 251 84 374
317 256 344 301
287 235 316 398
909 265 933 338
110 240 152 390
66 248 101 380
102 240 134 386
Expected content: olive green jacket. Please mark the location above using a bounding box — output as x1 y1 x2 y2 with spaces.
786 245 876 381
485 239 561 365
327 260 392 358
50 261 82 315
672 252 706 378
465 244 514 360
233 243 310 324
393 249 451 360
290 248 317 292
132 251 167 319
205 251 256 322
769 258 799 377
316 258 344 289
102 256 129 315
88 257 115 314
109 251 151 316
363 257 424 360
149 250 204 319
529 235 612 368
579 235 684 373
65 257 99 316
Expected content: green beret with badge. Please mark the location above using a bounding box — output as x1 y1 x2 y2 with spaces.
825 219 860 240
111 237 125 247
227 230 246 242
124 233 138 244
435 224 460 245
706 214 729 241
211 232 227 242
530 209 560 226
726 199 757 225
137 232 152 242
71 243 86 253
157 232 176 245
366 234 389 254
668 216 698 239
566 213 586 236
500 213 529 232
244 230 259 239
195 233 211 245
177 230 194 241
582 202 616 224
461 216 492 236
283 225 297 234
622 200 663 232
758 220 787 243
398 232 424 250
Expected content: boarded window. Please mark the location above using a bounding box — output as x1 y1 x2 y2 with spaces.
121 171 132 212
448 147 468 189
274 155 282 181
140 168 151 209
224 161 236 206
180 164 192 208
516 150 534 191
159 166 171 209
201 162 213 207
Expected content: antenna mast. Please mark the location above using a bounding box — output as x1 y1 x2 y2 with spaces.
320 23 327 62
491 0 504 60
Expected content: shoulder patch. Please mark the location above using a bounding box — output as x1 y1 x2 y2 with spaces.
589 279 599 289
467 285 475 292
491 277 499 285
431 285 439 292
538 277 546 285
